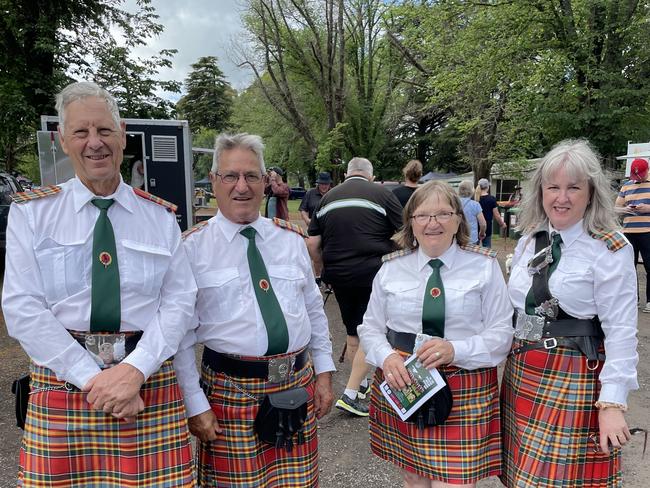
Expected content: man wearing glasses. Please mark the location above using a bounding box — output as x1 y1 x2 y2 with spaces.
174 132 335 486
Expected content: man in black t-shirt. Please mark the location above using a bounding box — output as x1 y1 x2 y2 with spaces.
299 172 332 226
307 158 403 416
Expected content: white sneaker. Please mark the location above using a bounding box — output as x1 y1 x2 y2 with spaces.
643 302 650 313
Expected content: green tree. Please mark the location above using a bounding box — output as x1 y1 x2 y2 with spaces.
176 56 234 133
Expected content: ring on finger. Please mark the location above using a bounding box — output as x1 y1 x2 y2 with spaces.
435 351 441 358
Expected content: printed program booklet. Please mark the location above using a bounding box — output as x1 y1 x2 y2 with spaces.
380 350 446 422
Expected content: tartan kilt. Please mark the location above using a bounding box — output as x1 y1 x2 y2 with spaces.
18 360 195 487
369 364 501 483
197 357 318 487
500 340 621 487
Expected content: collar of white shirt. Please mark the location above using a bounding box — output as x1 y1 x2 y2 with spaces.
548 219 584 249
215 210 268 243
416 242 458 272
71 175 135 214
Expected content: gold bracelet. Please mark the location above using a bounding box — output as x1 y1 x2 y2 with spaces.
594 401 628 411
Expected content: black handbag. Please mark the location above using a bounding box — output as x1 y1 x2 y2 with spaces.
11 374 30 430
405 370 453 430
254 387 309 452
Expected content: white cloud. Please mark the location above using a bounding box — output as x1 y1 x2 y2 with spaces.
123 0 254 99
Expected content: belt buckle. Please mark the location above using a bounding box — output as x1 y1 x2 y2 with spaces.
267 356 296 383
84 333 126 369
543 337 558 349
514 314 545 341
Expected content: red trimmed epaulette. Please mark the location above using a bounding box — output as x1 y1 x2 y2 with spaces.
133 187 177 213
273 217 307 238
459 244 498 258
382 248 415 262
11 185 62 204
181 220 209 240
589 230 627 252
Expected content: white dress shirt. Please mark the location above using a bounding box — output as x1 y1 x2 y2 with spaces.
2 177 197 388
508 220 639 405
174 211 335 417
358 243 514 371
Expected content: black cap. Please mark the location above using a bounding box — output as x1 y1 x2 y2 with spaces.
316 172 332 184
268 166 284 177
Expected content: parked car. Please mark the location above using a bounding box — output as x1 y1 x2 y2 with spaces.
289 186 307 200
1 172 24 268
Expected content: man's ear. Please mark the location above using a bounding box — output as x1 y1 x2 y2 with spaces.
58 126 69 155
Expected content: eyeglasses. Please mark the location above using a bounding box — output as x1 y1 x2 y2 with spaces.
215 172 264 184
411 212 456 225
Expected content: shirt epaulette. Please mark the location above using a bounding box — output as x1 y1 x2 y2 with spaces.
589 230 628 252
273 217 307 238
459 244 498 258
11 185 62 204
133 187 178 213
382 248 415 262
181 220 209 240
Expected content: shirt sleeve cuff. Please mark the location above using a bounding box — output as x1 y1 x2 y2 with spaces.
598 382 630 406
184 391 212 418
447 340 469 365
123 347 161 382
372 344 399 369
311 352 336 375
65 357 102 390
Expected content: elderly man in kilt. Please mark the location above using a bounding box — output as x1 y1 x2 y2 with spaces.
174 132 335 487
2 82 197 486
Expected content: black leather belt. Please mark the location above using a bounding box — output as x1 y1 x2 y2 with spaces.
386 329 416 354
202 347 309 381
511 337 583 356
69 330 143 355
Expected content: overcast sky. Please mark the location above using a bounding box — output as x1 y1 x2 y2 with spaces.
124 0 254 99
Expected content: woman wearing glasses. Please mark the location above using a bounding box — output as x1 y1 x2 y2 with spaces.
358 180 513 487
501 139 638 487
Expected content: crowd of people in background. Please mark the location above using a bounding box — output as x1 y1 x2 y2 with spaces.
2 79 641 488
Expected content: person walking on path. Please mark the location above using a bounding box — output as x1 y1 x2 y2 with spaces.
474 178 506 248
393 159 422 207
458 180 486 245
307 157 403 417
299 172 332 226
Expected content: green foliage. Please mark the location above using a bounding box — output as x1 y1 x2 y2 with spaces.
176 56 234 133
191 127 218 180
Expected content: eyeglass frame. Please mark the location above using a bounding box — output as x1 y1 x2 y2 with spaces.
214 171 266 184
410 212 458 225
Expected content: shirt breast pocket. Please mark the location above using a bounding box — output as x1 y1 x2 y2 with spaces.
267 265 305 316
553 258 593 303
384 281 421 317
196 268 243 321
445 279 481 317
34 238 89 304
120 240 172 296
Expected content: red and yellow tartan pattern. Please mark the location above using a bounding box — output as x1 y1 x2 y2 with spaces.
369 362 501 483
459 243 498 258
18 360 195 487
198 356 318 487
11 185 61 204
181 220 209 240
272 217 307 238
133 187 178 212
589 230 628 252
382 248 415 262
500 340 621 487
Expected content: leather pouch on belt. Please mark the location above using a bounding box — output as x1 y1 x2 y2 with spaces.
405 370 453 430
254 387 309 451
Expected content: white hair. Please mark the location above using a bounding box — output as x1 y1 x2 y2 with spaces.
211 133 266 173
347 157 373 177
55 82 121 135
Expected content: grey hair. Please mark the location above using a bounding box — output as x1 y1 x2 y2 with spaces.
55 82 121 135
458 180 474 198
516 139 620 234
212 133 266 173
393 180 470 250
478 178 490 189
347 157 373 177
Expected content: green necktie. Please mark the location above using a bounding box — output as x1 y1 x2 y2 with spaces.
422 259 445 337
525 231 562 314
90 199 121 332
240 226 289 355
